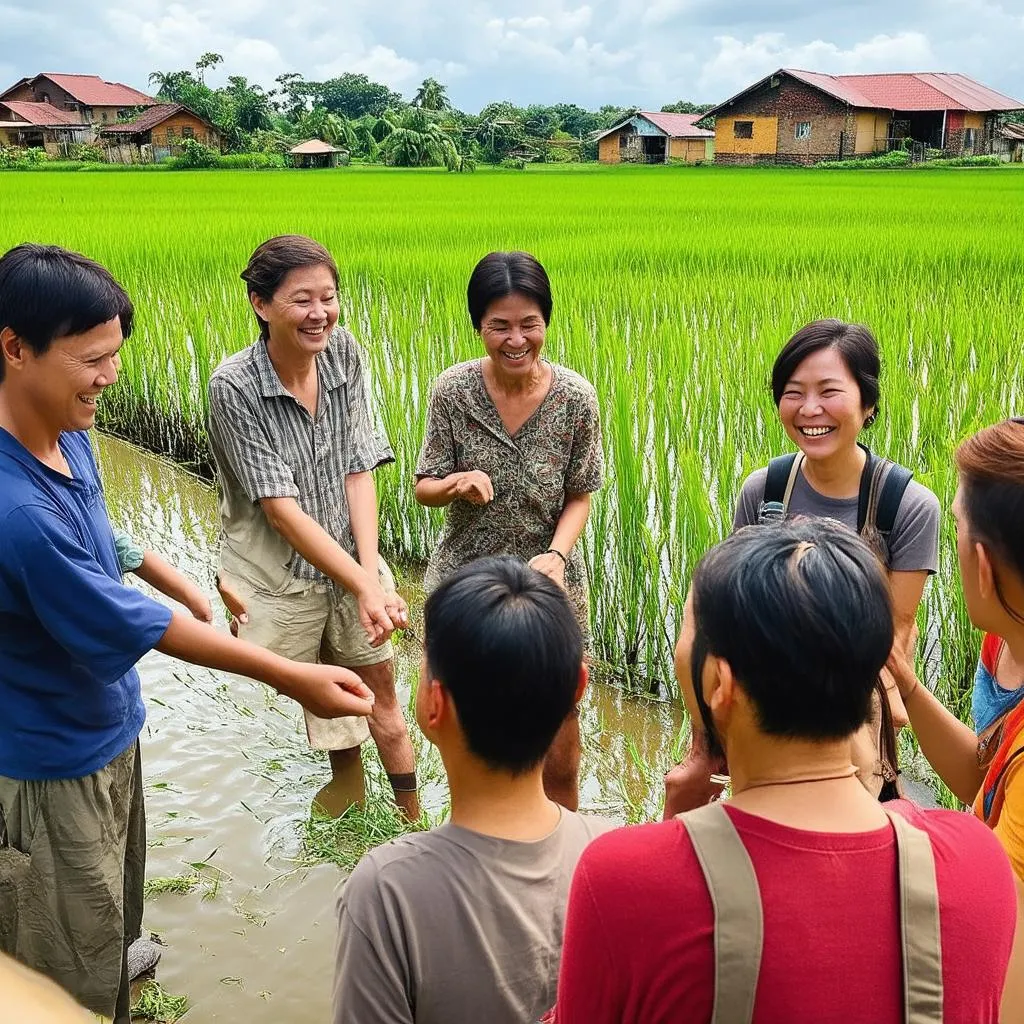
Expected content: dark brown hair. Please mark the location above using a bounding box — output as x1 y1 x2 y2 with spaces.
467 251 552 331
956 419 1024 623
771 319 881 426
240 235 339 341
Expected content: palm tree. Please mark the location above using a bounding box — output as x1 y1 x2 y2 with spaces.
147 70 193 102
412 77 450 112
195 52 224 86
381 108 457 167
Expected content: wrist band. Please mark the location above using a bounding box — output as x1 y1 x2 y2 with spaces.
545 548 567 566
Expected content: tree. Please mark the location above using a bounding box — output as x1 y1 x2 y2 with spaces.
320 73 404 119
660 100 716 114
297 107 357 150
380 107 457 168
148 70 195 103
274 73 317 120
412 77 450 111
226 76 274 133
195 52 224 85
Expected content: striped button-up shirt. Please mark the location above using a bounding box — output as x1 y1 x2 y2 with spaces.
208 327 393 588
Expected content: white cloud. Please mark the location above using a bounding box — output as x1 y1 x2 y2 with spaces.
698 31 936 96
2 1 1023 111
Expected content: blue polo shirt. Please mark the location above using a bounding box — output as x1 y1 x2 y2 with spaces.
0 428 172 780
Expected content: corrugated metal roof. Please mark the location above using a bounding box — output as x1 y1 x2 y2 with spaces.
99 103 195 135
0 100 81 127
706 68 1024 118
592 110 714 142
640 111 715 138
36 74 154 108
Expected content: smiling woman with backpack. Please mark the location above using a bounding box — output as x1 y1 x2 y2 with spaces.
731 320 941 797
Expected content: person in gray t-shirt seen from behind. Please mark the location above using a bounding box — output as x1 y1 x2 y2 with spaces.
333 555 612 1024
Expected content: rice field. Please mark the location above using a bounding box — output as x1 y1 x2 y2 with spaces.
2 164 1022 700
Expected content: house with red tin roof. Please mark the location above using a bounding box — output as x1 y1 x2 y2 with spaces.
594 111 715 164
99 103 223 157
0 74 156 133
0 99 91 152
702 69 1024 165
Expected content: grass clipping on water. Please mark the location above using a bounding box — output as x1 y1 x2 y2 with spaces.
131 980 189 1022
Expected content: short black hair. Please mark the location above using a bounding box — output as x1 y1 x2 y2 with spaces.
0 244 134 384
466 251 553 331
771 319 881 423
691 519 893 743
424 556 582 774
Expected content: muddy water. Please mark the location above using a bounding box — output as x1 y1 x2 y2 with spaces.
94 433 683 1022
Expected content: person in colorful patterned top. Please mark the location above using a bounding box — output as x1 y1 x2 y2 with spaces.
887 418 1024 888
414 252 604 810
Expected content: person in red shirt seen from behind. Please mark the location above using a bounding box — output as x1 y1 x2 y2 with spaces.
554 518 1024 1024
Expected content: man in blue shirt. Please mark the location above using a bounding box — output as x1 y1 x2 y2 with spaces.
0 243 376 1023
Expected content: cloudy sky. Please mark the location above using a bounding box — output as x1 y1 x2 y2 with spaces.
3 0 1023 111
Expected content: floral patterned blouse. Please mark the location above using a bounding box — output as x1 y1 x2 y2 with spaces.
416 359 604 630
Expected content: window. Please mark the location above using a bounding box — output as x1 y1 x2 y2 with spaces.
734 120 754 139
795 121 811 140
964 128 977 152
182 126 195 139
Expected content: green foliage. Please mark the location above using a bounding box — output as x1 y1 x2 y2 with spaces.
319 73 404 119
499 156 527 170
412 77 451 112
132 981 189 1022
660 100 717 114
924 154 1002 168
216 152 285 169
817 150 912 169
171 138 220 169
22 147 48 165
66 142 104 162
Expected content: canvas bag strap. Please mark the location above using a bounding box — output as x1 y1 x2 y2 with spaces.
884 809 944 1024
780 453 803 513
679 803 763 1024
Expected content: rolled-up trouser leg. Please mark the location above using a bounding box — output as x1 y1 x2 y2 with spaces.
0 741 144 1021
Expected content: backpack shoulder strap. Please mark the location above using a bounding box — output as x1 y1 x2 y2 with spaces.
763 453 803 514
884 809 944 1024
678 803 763 1024
856 449 881 534
876 463 914 536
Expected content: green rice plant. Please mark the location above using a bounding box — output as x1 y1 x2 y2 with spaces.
131 980 189 1022
2 164 1020 712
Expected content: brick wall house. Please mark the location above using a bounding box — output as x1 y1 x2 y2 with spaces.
706 69 1023 165
99 104 224 156
595 111 714 164
0 74 155 136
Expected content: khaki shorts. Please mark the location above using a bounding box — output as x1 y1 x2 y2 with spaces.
224 560 396 751
0 741 144 1023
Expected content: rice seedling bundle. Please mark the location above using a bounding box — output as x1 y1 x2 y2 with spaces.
2 165 1020 697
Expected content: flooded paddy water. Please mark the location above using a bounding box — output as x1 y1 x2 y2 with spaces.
95 432 683 1022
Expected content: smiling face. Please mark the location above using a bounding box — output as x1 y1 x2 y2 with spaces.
251 263 339 357
478 292 547 379
777 346 874 462
1 316 123 434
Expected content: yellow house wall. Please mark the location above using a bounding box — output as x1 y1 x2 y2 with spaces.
669 137 710 162
598 135 620 163
854 112 877 154
963 113 985 130
714 116 778 155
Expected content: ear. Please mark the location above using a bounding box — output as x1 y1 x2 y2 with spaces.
0 327 27 371
249 290 270 321
706 655 736 718
573 662 589 705
423 678 450 731
976 541 996 599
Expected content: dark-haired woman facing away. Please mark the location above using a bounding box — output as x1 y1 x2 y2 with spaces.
415 252 604 810
734 320 940 796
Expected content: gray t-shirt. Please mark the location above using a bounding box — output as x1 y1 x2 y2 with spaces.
733 466 941 573
333 809 613 1024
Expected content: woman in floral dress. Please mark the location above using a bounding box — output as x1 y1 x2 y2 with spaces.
415 251 604 809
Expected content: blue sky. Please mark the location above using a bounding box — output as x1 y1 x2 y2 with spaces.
2 0 1022 111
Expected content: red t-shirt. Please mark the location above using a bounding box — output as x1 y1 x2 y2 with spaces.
555 801 1015 1024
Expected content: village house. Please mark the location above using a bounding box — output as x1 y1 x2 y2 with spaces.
0 74 155 134
99 104 223 161
995 121 1024 162
704 69 1024 165
595 111 714 164
0 100 89 153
